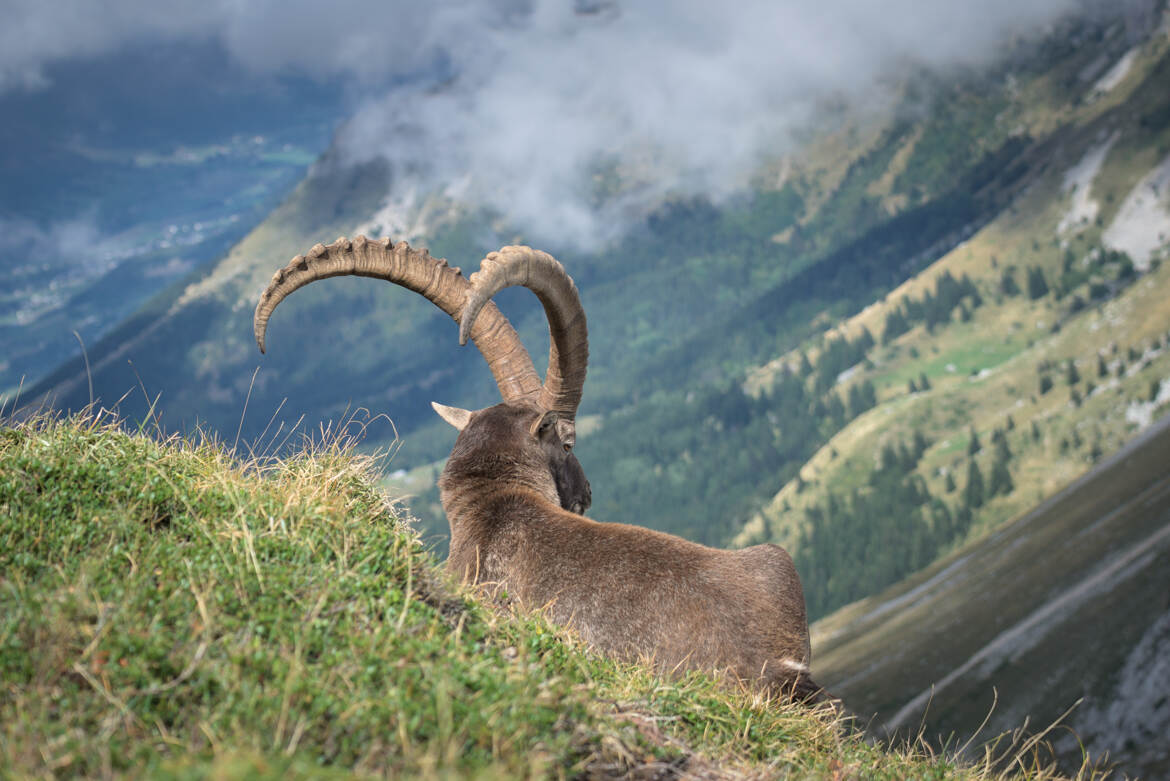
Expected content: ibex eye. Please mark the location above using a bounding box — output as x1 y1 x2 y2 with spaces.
563 443 572 453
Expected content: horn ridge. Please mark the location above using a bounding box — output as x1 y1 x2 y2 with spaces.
253 236 543 403
458 245 589 425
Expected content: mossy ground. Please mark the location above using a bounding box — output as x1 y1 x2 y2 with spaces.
0 411 1078 779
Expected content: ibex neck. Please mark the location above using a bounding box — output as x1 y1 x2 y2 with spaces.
438 463 558 534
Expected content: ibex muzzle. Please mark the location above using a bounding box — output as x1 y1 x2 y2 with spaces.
255 236 825 702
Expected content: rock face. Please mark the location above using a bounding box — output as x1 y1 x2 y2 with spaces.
1072 608 1170 776
1102 153 1170 271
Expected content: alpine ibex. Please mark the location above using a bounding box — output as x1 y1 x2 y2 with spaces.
255 236 825 701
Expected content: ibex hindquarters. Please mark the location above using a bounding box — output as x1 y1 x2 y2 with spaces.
256 236 825 703
494 517 816 694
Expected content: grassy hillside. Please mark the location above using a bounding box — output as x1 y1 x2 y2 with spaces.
0 411 1069 780
809 410 1170 780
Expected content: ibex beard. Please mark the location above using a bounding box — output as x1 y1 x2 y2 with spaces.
255 235 828 703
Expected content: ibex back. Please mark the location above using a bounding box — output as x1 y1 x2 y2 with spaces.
255 236 825 701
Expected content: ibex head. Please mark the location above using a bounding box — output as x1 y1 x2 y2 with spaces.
435 402 591 515
253 235 591 513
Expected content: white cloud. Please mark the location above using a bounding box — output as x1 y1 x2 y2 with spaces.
335 0 1088 244
0 213 104 263
7 0 1124 244
1 1 222 92
0 0 519 92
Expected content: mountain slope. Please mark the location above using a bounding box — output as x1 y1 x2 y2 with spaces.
734 18 1170 620
810 411 1170 779
21 7 1170 576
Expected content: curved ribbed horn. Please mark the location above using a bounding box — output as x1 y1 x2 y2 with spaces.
254 236 543 403
458 246 588 435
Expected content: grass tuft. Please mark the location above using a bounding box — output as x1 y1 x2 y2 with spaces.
0 411 1074 778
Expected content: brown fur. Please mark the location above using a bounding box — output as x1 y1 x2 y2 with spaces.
438 402 825 701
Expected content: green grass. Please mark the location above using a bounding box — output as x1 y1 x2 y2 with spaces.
0 412 1071 779
875 331 1028 396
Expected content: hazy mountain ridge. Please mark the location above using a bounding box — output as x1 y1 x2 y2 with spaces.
0 37 348 397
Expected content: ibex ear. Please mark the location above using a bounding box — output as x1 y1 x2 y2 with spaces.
531 410 559 440
431 402 472 431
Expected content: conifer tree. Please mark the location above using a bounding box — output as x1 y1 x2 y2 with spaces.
961 273 983 307
992 429 1011 461
880 442 900 472
955 504 973 535
931 500 954 546
848 380 877 417
898 442 916 472
999 268 1020 296
988 451 1014 497
827 391 846 427
965 459 985 509
912 429 930 460
1027 266 1050 299
861 380 877 409
798 350 814 377
882 309 910 344
968 426 981 456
